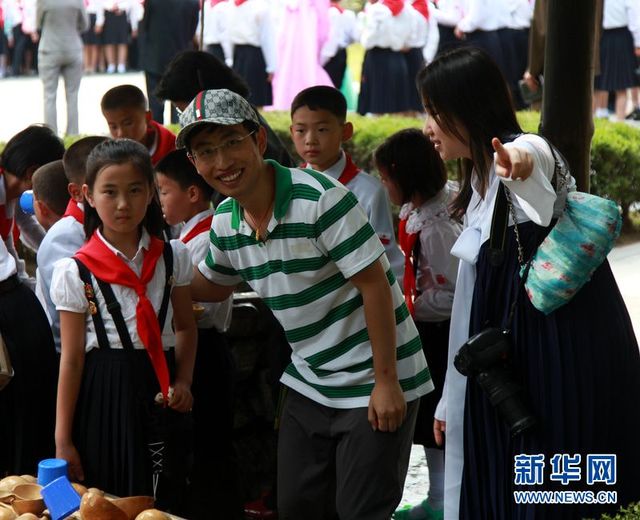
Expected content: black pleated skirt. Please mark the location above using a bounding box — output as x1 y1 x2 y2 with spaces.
464 30 507 79
206 43 225 64
404 47 426 112
436 24 464 57
0 282 57 476
459 222 640 519
324 47 347 89
233 44 272 107
82 13 102 45
102 11 130 45
357 47 412 115
595 27 639 91
74 347 190 503
413 320 449 447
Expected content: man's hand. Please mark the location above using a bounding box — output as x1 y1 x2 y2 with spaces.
368 380 407 432
434 418 446 446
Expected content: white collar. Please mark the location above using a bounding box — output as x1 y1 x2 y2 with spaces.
179 208 214 240
96 227 151 263
319 150 346 179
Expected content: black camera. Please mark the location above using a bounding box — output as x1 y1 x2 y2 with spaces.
454 328 536 436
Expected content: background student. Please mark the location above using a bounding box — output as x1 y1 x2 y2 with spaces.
155 149 238 519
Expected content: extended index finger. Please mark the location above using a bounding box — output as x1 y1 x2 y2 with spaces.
492 137 512 165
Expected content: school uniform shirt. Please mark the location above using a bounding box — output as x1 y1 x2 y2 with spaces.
179 209 232 332
198 159 432 409
604 0 640 45
507 0 533 30
227 0 277 73
405 1 440 63
320 2 353 65
399 182 461 322
35 207 86 352
359 0 414 51
456 0 507 33
50 228 193 352
430 0 463 28
321 151 405 286
196 0 232 63
436 134 573 520
148 119 176 166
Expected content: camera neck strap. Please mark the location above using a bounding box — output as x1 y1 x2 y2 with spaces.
489 183 534 331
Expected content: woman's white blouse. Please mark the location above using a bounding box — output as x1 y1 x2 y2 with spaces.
50 229 193 352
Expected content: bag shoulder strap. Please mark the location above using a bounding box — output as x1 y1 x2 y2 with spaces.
73 258 114 351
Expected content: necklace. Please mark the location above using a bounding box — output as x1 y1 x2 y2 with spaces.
245 199 274 241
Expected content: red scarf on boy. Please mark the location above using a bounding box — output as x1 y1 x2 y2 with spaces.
302 152 361 186
75 232 170 400
398 217 418 316
181 215 213 244
62 199 85 225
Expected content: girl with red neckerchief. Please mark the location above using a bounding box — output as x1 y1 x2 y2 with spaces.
50 139 197 509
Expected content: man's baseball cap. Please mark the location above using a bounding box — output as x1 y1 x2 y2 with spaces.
175 89 260 149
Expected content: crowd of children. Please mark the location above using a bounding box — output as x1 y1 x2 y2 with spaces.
1 39 640 520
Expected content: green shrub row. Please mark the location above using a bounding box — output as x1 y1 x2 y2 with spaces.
2 111 638 229
262 111 640 229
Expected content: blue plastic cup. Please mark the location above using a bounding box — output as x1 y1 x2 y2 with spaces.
41 476 81 520
19 190 35 215
37 458 68 487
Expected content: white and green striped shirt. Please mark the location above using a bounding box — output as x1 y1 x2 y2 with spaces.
198 160 432 408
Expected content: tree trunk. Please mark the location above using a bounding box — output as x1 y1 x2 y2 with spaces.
540 0 599 192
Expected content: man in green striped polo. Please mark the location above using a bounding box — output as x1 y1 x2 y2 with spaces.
179 88 433 520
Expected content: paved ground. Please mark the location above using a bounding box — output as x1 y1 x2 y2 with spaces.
1 72 638 511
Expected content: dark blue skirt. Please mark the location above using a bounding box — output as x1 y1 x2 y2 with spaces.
233 44 272 107
460 222 640 519
404 47 426 112
595 27 639 91
357 47 412 115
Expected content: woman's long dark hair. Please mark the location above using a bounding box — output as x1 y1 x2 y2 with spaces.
84 139 164 240
417 47 522 218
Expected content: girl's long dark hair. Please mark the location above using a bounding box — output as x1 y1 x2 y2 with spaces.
417 47 522 219
373 128 447 205
84 139 164 240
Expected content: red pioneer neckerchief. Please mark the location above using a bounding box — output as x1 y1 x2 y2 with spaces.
75 232 170 399
398 217 419 317
382 0 404 16
62 199 84 225
181 215 213 244
303 152 361 186
412 0 429 19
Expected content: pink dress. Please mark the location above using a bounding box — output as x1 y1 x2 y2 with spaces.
270 0 333 110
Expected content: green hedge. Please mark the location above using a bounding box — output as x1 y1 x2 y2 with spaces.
262 111 640 229
599 502 640 520
4 111 639 229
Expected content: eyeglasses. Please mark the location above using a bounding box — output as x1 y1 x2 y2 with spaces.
188 130 256 164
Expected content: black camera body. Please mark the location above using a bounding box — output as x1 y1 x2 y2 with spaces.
454 328 536 436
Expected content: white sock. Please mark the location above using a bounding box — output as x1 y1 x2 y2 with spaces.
425 447 445 510
117 63 126 73
106 63 116 73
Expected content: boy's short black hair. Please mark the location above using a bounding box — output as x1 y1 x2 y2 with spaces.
101 84 148 112
0 125 65 180
32 160 70 216
155 149 215 200
63 135 109 185
155 50 250 105
290 86 347 122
